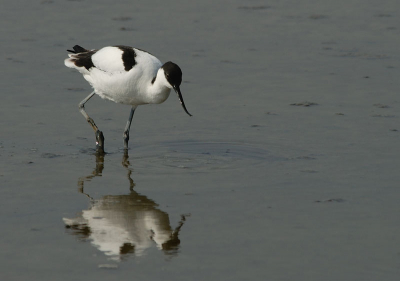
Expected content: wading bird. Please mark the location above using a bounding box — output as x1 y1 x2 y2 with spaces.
65 45 192 152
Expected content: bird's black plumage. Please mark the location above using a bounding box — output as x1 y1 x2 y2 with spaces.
162 61 182 87
67 45 89 54
115 45 137 71
67 45 97 70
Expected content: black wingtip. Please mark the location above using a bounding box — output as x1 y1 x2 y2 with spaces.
67 45 88 54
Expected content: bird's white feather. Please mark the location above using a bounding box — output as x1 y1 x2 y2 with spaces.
65 46 171 105
91 47 126 73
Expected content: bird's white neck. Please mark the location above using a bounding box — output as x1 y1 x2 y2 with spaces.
146 68 172 104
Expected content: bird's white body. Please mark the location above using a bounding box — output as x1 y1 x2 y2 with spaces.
65 46 172 105
64 45 191 151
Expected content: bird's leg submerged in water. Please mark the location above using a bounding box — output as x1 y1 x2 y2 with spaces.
123 106 136 150
78 91 105 152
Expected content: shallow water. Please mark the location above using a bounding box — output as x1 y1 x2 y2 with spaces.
2 0 400 280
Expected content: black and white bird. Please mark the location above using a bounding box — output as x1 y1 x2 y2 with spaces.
65 45 192 152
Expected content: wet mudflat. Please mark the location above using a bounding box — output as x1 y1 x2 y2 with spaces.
1 0 400 280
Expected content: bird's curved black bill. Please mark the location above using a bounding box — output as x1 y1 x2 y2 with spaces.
174 86 192 117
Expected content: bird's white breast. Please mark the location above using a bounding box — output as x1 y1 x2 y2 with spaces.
85 48 165 106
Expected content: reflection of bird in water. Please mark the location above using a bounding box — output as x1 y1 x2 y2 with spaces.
63 152 188 261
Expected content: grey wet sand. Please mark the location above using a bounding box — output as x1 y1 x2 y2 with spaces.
1 0 400 280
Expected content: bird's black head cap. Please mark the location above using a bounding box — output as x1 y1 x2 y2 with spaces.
162 61 182 87
161 61 192 117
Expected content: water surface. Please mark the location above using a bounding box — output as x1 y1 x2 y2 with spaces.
1 0 400 280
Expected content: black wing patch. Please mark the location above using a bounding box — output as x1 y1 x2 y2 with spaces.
67 45 97 70
115 45 137 71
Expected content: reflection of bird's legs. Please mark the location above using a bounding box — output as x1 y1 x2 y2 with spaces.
77 152 105 201
122 151 135 190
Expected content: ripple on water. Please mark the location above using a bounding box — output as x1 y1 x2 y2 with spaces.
131 141 285 171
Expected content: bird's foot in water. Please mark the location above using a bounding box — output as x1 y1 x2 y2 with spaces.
123 131 129 150
95 130 105 153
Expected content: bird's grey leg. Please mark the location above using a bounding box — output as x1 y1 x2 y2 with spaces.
78 91 105 152
123 106 137 150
